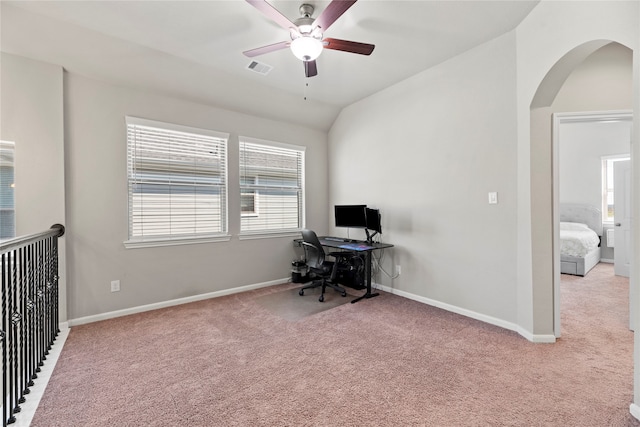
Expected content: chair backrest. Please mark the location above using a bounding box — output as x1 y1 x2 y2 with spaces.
301 229 325 270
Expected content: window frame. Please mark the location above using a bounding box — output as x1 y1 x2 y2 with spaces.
238 136 306 239
601 154 630 224
124 117 230 249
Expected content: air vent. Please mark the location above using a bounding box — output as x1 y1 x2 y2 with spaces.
246 60 273 75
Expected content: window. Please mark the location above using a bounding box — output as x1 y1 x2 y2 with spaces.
0 141 15 240
240 176 257 217
602 155 630 223
125 117 229 247
239 137 305 234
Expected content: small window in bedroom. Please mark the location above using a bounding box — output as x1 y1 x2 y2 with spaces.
601 155 630 223
0 140 15 241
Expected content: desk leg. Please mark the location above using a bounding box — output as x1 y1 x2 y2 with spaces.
351 250 379 304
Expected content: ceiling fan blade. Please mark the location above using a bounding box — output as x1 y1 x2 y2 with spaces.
243 41 289 57
312 0 357 31
323 38 375 55
245 0 296 30
304 60 318 78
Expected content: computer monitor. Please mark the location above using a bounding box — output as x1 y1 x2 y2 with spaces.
334 205 367 228
366 208 382 234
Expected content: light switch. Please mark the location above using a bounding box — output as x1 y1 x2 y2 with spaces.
488 192 498 204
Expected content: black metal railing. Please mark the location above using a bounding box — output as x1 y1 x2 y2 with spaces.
1 224 65 426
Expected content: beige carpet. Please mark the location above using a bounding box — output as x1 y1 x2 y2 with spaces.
29 264 639 426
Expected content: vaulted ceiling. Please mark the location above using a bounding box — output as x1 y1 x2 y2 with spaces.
1 1 539 131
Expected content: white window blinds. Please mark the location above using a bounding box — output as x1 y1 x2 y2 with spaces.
239 138 305 233
126 117 228 242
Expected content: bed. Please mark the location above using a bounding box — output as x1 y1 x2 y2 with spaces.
559 204 602 276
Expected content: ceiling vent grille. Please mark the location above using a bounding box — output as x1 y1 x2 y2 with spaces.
246 60 273 75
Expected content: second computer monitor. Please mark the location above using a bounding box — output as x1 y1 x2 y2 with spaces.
366 208 382 234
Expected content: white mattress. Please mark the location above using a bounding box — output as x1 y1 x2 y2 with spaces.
560 222 600 257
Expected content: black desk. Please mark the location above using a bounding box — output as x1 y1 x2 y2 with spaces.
315 237 393 304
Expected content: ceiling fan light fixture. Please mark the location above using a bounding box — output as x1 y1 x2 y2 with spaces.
290 36 323 61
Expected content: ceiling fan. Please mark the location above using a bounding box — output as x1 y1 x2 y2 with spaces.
243 0 375 78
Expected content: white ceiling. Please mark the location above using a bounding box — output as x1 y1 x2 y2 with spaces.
1 0 539 131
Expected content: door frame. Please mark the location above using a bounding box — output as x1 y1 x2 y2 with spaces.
552 110 633 337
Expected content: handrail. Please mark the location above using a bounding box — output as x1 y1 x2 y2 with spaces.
0 224 65 255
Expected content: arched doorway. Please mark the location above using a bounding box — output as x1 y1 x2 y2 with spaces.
529 41 634 337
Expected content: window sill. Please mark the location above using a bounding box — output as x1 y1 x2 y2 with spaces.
238 230 302 241
124 234 231 249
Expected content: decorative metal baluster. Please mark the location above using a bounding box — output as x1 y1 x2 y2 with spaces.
6 249 17 424
12 248 23 419
18 248 26 405
45 237 53 357
43 238 50 362
2 252 8 427
26 242 40 390
51 236 59 336
36 246 44 375
19 244 34 404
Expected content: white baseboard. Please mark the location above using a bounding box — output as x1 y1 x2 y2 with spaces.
69 277 552 343
630 403 640 421
375 283 555 343
68 278 289 327
600 258 614 264
516 328 557 343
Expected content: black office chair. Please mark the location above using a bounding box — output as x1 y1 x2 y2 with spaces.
298 229 350 302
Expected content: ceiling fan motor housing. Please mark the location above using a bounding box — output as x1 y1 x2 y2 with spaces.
293 4 321 39
299 4 314 18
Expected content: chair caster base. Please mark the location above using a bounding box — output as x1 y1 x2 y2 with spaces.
319 295 324 302
299 289 304 296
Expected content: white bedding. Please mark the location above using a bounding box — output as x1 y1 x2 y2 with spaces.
560 222 600 257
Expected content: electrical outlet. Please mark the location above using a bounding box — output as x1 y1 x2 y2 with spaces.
110 280 120 292
396 265 401 275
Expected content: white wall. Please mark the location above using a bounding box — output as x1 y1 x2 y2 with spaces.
329 32 519 326
62 72 329 320
560 120 631 208
1 53 68 321
553 42 633 110
1 59 330 321
329 1 639 342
